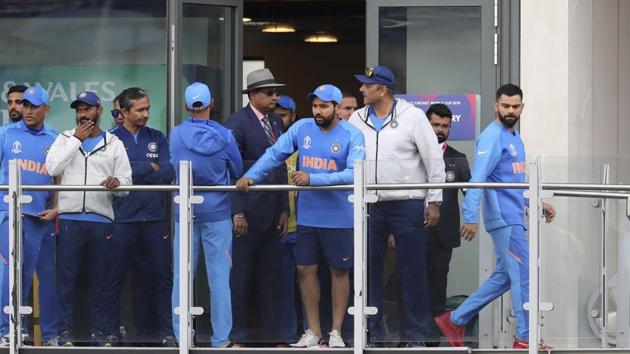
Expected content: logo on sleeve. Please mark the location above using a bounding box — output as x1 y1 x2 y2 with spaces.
303 136 312 149
11 141 22 154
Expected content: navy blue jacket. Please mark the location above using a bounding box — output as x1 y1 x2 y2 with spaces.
224 105 289 233
112 125 175 222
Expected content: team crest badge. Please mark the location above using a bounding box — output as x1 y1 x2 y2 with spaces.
509 143 518 157
330 143 342 153
11 140 22 154
148 142 158 152
446 170 456 182
303 136 312 149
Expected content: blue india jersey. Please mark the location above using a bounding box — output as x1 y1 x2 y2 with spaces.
0 121 58 217
245 119 365 228
462 121 526 231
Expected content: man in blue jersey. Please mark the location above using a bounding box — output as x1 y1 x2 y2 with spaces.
170 82 242 348
0 86 59 346
110 87 175 346
237 84 365 348
0 85 59 347
46 91 132 347
435 84 556 349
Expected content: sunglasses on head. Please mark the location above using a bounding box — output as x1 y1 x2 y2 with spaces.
111 109 120 118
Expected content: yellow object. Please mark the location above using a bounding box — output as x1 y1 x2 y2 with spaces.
286 152 298 233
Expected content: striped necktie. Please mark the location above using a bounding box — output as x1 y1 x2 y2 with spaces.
262 115 276 144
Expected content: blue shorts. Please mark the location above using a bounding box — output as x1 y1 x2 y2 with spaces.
296 225 353 269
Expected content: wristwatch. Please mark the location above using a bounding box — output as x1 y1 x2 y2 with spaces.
428 201 442 207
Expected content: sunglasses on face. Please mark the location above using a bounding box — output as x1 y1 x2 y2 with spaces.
111 109 120 118
257 89 278 97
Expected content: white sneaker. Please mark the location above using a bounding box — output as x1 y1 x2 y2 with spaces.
0 335 8 347
290 329 320 348
328 330 346 348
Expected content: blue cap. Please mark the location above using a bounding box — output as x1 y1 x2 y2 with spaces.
185 82 212 110
22 86 49 106
354 66 396 90
70 91 101 109
277 95 296 112
307 84 342 104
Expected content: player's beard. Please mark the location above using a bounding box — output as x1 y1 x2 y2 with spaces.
9 110 22 123
315 112 335 129
498 111 519 128
436 133 448 144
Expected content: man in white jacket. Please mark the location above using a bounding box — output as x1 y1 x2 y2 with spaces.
348 66 446 347
46 91 132 347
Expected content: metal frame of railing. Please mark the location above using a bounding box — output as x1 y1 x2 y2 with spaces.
3 158 630 354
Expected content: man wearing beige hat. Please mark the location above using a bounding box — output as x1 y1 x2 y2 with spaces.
225 68 289 346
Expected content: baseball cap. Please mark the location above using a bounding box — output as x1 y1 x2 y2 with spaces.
306 84 342 104
277 95 296 112
354 66 396 90
22 86 49 106
185 82 212 110
70 91 101 109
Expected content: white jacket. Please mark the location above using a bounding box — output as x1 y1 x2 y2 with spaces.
46 128 132 221
348 99 445 202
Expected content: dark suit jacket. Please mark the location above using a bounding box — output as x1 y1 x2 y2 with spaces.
225 104 289 233
429 145 471 248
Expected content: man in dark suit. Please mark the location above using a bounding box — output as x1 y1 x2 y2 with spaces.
424 103 471 345
225 68 289 346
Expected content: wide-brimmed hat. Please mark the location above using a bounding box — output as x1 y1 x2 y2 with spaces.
242 68 285 93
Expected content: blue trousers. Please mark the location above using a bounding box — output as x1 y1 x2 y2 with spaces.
368 200 431 343
0 214 53 338
451 225 529 340
110 221 173 340
36 229 58 341
172 219 232 348
57 220 114 338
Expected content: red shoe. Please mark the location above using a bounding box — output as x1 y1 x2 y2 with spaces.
434 311 464 347
513 338 553 349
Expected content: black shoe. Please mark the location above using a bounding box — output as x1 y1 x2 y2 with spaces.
162 335 177 347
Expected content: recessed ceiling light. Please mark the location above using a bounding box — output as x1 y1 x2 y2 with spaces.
262 23 295 33
304 33 338 43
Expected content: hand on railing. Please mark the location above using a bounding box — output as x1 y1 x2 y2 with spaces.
291 171 310 186
100 176 120 190
543 202 557 223
236 177 255 191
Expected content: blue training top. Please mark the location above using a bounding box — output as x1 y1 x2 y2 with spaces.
462 121 526 231
245 118 365 229
0 121 58 217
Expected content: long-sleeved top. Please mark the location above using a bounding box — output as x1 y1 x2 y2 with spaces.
111 124 175 223
170 118 243 223
0 121 58 217
46 128 132 221
462 121 526 231
245 118 365 229
348 99 445 202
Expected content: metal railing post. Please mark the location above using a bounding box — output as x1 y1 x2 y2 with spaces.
528 157 541 354
351 159 366 354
